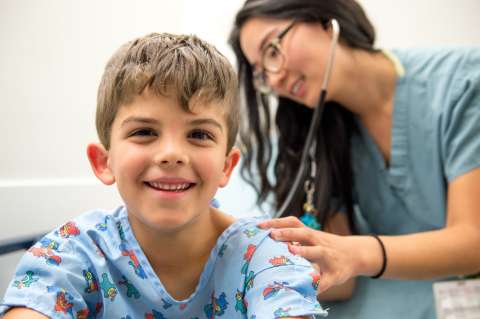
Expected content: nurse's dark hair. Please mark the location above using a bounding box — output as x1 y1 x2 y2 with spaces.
229 0 378 232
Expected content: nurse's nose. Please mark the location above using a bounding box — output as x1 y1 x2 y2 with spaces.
267 68 288 93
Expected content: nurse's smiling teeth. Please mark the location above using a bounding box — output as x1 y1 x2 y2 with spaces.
291 76 305 96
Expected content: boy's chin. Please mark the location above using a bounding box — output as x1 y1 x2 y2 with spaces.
144 214 203 233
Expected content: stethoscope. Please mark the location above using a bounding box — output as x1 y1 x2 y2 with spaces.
274 19 340 219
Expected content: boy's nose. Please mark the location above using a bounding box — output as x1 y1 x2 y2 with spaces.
153 143 189 167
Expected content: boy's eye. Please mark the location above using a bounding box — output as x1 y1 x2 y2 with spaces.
128 128 157 137
188 129 214 141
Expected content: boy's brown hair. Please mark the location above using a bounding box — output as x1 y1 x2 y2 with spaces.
96 33 239 151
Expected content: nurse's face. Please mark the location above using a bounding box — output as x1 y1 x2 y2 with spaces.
239 17 337 108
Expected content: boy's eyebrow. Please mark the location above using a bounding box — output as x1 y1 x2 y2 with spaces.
120 116 158 127
120 116 223 132
190 118 224 132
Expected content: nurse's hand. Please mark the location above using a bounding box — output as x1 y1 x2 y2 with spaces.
258 216 382 293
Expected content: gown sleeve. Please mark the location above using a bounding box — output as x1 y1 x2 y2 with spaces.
242 233 327 318
0 227 103 318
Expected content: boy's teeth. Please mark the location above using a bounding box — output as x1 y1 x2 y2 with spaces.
148 182 190 191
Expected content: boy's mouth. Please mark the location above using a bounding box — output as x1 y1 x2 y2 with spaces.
144 181 195 192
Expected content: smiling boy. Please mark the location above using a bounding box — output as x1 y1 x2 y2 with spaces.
0 33 326 318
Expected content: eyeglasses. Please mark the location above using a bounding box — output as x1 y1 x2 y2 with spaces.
253 20 296 94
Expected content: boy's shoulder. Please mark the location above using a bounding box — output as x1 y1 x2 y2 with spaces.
209 216 327 318
212 216 268 263
68 206 127 240
214 216 310 268
47 206 127 239
217 216 270 248
43 206 124 240
0 206 142 318
30 206 128 265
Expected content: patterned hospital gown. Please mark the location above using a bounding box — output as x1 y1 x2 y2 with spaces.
0 206 326 318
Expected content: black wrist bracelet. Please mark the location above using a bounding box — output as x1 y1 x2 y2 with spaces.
370 234 387 279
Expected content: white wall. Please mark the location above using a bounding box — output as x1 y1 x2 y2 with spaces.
360 0 480 47
0 0 261 294
1 0 479 294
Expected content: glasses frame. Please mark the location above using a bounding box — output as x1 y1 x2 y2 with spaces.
253 20 297 94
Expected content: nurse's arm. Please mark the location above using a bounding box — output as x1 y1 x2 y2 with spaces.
263 168 480 290
379 167 480 279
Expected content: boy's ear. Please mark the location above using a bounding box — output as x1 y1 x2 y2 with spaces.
86 143 115 185
219 147 241 188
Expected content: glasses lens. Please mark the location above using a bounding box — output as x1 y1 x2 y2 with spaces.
253 70 271 94
263 45 284 73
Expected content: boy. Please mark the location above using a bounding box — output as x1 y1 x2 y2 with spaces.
0 33 326 318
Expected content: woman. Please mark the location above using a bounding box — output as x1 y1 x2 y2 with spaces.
229 0 480 318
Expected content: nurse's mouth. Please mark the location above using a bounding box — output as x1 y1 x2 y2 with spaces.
290 76 305 97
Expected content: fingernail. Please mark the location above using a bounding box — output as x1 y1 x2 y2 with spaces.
257 222 268 228
270 230 280 238
287 243 298 255
289 244 299 254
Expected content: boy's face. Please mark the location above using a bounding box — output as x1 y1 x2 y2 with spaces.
87 89 240 233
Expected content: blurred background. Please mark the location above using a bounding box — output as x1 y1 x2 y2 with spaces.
1 0 479 294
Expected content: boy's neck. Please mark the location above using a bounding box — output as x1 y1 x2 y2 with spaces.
129 207 235 299
132 208 234 265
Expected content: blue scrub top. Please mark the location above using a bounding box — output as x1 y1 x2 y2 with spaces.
325 47 480 319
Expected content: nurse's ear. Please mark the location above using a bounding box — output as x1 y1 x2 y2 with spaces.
87 143 115 185
324 19 336 37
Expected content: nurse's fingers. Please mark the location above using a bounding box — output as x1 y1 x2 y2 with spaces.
257 216 305 229
270 227 320 246
288 245 343 291
288 244 326 262
316 273 335 294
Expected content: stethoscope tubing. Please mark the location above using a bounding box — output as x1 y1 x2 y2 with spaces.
274 19 340 218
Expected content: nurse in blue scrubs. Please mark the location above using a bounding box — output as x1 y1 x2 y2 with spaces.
229 0 480 318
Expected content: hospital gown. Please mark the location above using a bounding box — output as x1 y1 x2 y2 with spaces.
0 206 326 318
